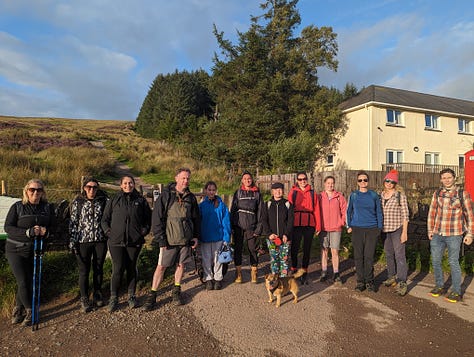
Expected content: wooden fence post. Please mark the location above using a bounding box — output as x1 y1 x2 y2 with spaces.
1 180 6 195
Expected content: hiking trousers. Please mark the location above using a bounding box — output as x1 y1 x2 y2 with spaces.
351 227 380 283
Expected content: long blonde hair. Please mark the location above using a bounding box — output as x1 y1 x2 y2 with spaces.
22 179 48 204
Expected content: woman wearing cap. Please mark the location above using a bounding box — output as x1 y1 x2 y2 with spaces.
4 179 55 326
346 171 383 293
69 177 109 312
380 170 409 296
263 182 294 277
230 171 264 283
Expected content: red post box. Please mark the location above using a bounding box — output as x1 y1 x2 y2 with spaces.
464 150 474 198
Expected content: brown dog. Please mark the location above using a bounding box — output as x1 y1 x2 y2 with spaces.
264 269 305 307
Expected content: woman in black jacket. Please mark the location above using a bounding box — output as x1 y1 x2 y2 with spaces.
101 175 151 312
4 179 55 326
69 177 109 312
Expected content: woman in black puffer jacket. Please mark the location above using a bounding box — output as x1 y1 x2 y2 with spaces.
101 175 151 312
4 179 55 326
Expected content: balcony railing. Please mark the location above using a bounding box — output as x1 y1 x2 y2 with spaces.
382 163 461 176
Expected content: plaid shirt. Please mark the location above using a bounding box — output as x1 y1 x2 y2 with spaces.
381 191 409 232
427 187 474 237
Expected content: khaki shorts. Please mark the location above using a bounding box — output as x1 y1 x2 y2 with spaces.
158 246 192 267
319 231 341 250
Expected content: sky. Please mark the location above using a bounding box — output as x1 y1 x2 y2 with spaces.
0 0 472 120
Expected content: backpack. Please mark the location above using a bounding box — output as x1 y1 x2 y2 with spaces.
267 200 291 210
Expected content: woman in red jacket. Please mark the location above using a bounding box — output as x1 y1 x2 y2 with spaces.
288 172 321 284
318 176 347 284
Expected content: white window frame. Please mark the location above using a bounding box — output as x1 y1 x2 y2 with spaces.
425 152 440 165
326 154 334 166
386 109 402 126
458 118 470 133
386 150 403 164
425 114 439 130
459 155 465 169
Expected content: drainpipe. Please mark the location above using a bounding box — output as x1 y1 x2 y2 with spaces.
366 104 372 170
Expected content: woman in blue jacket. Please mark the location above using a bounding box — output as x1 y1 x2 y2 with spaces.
346 171 383 293
199 181 231 290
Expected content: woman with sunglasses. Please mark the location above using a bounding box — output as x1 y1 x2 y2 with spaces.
69 177 109 312
346 171 382 292
101 175 151 312
380 170 409 296
4 179 55 326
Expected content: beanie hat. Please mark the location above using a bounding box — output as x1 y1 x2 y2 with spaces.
384 169 398 183
271 182 284 190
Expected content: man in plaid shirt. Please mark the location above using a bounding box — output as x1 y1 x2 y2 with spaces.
427 168 474 303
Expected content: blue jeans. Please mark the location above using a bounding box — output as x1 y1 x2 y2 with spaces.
430 234 462 294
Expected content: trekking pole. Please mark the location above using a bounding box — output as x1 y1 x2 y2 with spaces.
31 236 44 331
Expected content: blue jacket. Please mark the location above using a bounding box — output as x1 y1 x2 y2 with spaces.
199 196 231 243
346 190 383 229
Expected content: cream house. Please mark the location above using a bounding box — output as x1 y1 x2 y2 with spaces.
321 85 474 172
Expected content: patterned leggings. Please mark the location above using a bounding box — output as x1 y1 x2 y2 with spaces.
267 239 290 277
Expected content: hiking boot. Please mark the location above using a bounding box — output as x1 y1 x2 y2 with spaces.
128 295 138 309
22 308 32 327
11 306 25 324
396 281 408 296
172 286 184 306
206 280 214 291
355 282 366 292
366 282 376 293
234 266 242 284
214 280 223 290
300 272 308 285
333 273 342 285
142 291 157 312
383 275 397 287
429 287 445 297
80 297 92 313
93 291 104 307
445 291 462 303
319 272 327 283
251 266 258 283
108 296 118 313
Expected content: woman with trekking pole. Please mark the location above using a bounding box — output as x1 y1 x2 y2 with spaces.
4 179 55 327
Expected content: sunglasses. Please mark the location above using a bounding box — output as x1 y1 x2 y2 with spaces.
357 179 368 183
297 178 307 181
85 185 98 190
28 187 44 193
384 179 397 184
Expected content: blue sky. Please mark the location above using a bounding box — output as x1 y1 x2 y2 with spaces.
0 0 472 120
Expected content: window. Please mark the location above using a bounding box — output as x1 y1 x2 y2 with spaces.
326 154 334 166
459 155 465 169
386 150 403 164
425 152 440 165
458 118 470 133
425 114 439 129
386 109 402 125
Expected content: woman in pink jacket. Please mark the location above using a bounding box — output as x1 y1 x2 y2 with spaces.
318 176 347 284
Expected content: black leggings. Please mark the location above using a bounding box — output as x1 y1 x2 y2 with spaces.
233 227 258 266
76 242 107 298
6 250 34 309
291 226 315 270
108 245 142 297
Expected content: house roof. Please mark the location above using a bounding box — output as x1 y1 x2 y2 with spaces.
340 85 474 117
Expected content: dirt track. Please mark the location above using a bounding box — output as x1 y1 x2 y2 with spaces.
2 254 473 357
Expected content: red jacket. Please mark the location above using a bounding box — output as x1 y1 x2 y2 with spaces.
319 190 347 232
288 184 321 231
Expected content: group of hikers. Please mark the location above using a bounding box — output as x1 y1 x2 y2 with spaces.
4 166 473 326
